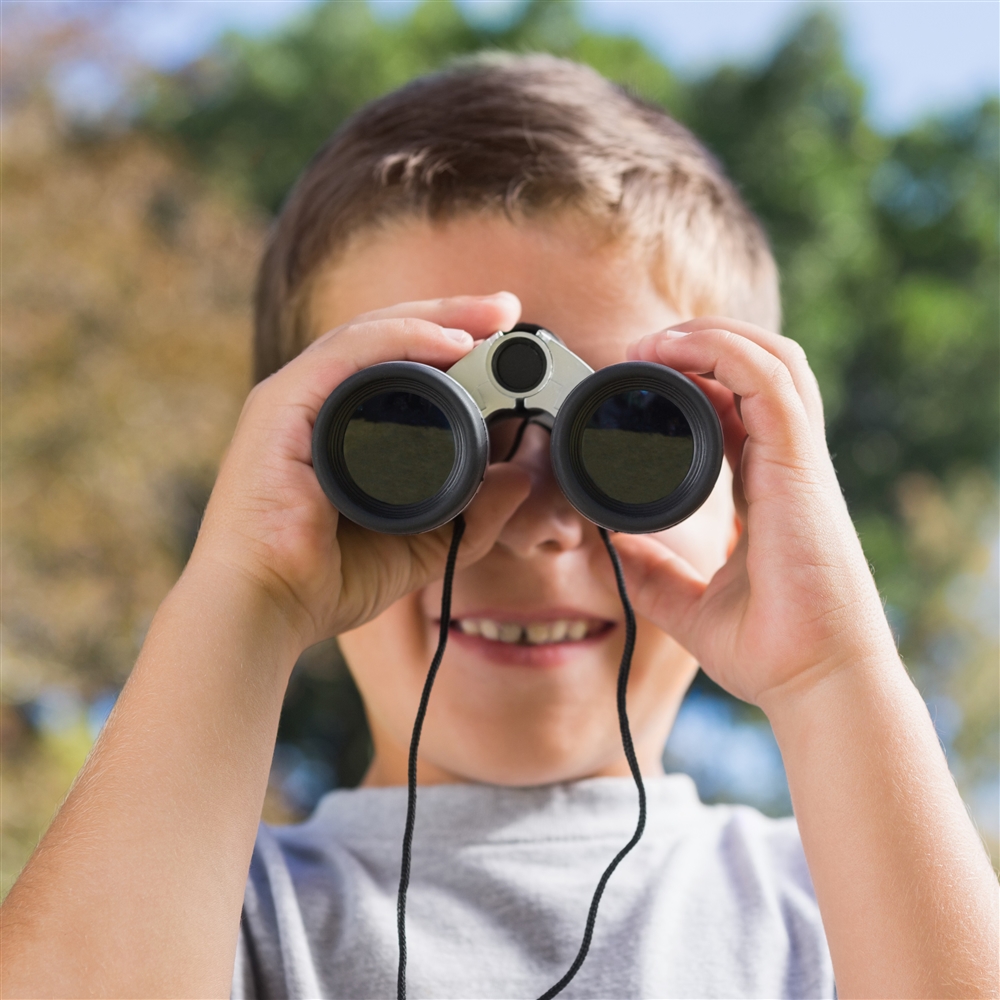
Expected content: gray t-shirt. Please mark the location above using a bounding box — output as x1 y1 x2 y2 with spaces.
233 775 834 999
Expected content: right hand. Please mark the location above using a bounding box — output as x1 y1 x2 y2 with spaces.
606 319 896 710
189 293 531 653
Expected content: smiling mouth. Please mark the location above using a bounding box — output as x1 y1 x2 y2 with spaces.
449 618 613 646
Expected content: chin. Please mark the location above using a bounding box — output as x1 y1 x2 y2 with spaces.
418 719 631 788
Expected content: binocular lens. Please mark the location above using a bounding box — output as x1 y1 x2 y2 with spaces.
312 362 490 535
343 391 455 505
551 362 723 533
581 390 693 505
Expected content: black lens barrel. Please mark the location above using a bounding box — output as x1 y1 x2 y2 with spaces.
551 362 723 533
312 362 489 535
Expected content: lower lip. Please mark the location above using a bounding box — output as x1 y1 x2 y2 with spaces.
444 623 615 667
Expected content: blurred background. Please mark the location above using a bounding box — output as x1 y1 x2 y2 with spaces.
3 0 998 894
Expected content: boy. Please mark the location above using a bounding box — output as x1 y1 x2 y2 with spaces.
2 55 996 999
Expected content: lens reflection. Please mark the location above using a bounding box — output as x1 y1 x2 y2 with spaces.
343 391 454 505
582 390 693 504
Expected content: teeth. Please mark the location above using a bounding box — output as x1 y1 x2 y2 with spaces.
454 618 596 645
525 623 552 644
548 620 568 642
498 623 523 644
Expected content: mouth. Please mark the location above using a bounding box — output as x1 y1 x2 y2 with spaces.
452 616 611 645
440 612 616 667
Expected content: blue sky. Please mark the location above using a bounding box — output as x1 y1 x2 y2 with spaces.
581 1 1000 130
88 0 1000 133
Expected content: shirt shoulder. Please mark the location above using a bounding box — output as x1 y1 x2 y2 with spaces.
664 801 832 998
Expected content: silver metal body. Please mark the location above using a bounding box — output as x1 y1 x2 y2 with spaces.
445 328 594 425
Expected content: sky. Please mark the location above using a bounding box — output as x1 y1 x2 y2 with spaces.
70 0 1000 133
582 0 1000 130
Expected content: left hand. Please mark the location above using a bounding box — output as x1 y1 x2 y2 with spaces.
606 317 898 708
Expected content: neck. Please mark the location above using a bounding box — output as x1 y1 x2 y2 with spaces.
360 731 668 788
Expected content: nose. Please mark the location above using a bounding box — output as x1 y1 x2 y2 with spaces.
496 424 588 557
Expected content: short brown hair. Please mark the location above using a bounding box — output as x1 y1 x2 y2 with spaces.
254 53 780 382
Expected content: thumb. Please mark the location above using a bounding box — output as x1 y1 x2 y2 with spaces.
359 463 529 616
599 533 707 645
458 463 532 566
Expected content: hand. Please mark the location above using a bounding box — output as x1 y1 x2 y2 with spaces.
190 293 531 652
610 317 898 708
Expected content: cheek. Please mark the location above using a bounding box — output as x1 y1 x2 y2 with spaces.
338 595 430 727
632 617 696 689
651 463 735 577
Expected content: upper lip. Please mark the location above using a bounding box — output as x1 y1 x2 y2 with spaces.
443 607 617 624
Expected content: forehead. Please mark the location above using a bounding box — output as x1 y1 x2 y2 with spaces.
308 213 680 370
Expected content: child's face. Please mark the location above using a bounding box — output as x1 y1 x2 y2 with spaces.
310 213 737 786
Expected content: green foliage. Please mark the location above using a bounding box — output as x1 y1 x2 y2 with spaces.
846 101 1000 506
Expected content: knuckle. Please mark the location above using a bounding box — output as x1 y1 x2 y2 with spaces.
244 378 271 409
716 328 745 355
784 338 809 365
352 316 432 346
311 322 343 346
771 359 797 394
397 316 439 342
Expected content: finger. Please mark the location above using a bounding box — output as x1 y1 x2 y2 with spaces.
597 533 707 645
268 316 483 414
671 317 824 434
396 464 531 596
632 317 825 439
452 464 532 567
327 292 522 344
686 374 748 516
628 328 817 471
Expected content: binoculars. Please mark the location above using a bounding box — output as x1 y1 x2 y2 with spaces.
312 324 723 535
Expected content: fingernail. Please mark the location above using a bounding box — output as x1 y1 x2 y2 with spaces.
665 328 691 339
443 327 473 344
491 291 519 304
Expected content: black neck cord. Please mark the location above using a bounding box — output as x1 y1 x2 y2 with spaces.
395 476 647 1000
397 513 466 1000
535 528 646 1000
